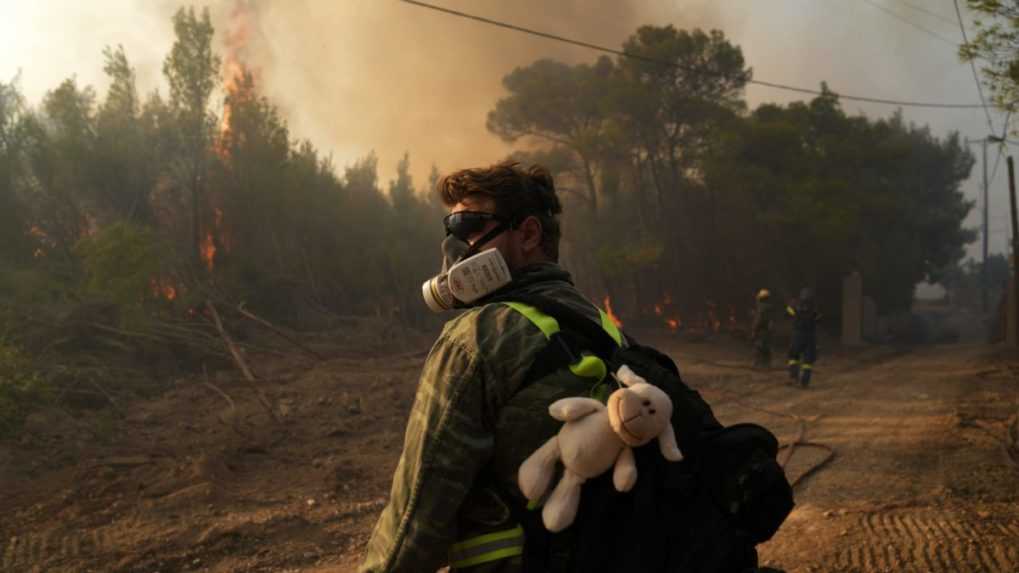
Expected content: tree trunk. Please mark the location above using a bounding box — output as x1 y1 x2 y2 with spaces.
191 156 202 270
580 155 599 218
630 154 647 229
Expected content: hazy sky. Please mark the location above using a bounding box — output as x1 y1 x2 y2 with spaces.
0 0 1011 260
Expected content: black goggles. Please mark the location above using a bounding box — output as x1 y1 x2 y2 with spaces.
443 211 510 242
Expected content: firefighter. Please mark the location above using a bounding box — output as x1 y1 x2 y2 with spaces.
751 289 774 369
786 288 821 388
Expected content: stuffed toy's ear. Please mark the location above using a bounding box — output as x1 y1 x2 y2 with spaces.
658 422 683 461
615 365 644 387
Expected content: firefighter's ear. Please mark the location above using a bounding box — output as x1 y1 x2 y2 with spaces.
516 215 543 254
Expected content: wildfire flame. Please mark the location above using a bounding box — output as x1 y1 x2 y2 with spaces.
655 294 681 333
149 278 178 301
204 0 247 271
201 232 216 272
219 1 255 138
603 295 623 328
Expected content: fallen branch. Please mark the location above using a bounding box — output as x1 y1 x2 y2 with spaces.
236 302 325 361
206 300 282 425
203 368 257 442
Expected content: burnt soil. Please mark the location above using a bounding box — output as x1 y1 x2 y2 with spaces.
1 329 1017 573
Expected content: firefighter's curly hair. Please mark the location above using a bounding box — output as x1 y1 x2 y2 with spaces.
437 160 563 261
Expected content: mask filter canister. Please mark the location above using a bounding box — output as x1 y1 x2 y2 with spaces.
421 247 512 312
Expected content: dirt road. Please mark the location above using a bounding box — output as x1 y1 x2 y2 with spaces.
1 338 1017 572
656 339 1019 573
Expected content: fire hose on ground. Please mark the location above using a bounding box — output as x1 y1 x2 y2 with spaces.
700 384 836 490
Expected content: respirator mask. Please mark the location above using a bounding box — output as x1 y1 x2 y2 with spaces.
421 211 514 313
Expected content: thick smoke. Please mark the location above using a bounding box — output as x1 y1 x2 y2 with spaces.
239 0 726 186
1 0 1005 257
229 0 1002 260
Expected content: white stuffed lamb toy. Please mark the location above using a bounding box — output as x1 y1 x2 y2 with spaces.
518 365 683 532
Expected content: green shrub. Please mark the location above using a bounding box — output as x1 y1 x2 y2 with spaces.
75 222 164 306
0 341 50 438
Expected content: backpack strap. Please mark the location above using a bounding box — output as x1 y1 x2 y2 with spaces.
498 294 624 364
502 300 622 398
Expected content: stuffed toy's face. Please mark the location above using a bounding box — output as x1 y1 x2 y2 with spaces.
607 381 674 447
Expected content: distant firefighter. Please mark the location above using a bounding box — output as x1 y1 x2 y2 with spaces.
752 289 774 369
786 288 822 388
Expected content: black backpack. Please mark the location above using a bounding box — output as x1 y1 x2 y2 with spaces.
499 294 794 573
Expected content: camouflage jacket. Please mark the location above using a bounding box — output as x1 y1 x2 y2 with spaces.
359 263 606 573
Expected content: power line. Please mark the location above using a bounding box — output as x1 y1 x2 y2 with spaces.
860 0 961 48
889 0 960 28
953 0 997 133
401 0 993 110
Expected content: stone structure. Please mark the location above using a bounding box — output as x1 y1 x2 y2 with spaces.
842 271 864 346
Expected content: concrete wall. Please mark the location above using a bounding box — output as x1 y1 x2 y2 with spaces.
842 271 864 346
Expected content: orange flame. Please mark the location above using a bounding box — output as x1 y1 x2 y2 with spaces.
603 295 623 328
199 206 228 273
149 278 178 301
201 232 216 272
654 294 682 332
217 1 257 155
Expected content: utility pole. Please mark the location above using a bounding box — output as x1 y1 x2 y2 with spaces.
983 138 989 312
966 135 1004 312
1008 156 1019 345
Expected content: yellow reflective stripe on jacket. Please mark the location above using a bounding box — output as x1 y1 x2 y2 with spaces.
599 310 623 346
503 302 622 347
502 302 622 384
786 305 796 317
449 525 524 569
503 302 559 339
